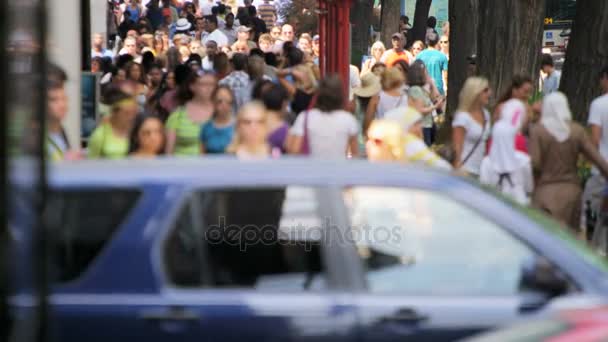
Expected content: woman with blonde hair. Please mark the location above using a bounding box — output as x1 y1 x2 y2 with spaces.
364 67 407 135
452 76 492 175
227 101 272 159
362 41 386 75
410 40 426 59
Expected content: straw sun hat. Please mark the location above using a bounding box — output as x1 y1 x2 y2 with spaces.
353 72 381 98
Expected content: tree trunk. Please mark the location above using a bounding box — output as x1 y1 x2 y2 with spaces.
438 0 479 143
351 0 376 67
477 0 546 106
380 0 401 47
560 1 608 122
410 0 432 44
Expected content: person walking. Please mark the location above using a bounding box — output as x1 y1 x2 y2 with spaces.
202 15 229 47
452 77 492 176
531 92 608 231
89 88 139 159
166 70 217 156
364 67 407 135
227 101 272 159
541 53 561 95
288 75 359 159
261 83 291 154
587 66 608 249
128 115 165 157
381 33 413 67
408 61 443 146
361 41 386 76
415 32 448 97
200 85 236 154
480 99 533 205
219 53 251 112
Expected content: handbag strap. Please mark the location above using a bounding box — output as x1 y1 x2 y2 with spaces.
461 113 487 166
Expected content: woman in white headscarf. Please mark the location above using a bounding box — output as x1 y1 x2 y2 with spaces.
480 99 533 205
530 92 608 230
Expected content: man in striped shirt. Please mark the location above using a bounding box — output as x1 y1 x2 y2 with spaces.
257 0 277 29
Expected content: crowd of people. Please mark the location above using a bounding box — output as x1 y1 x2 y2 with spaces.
50 0 608 243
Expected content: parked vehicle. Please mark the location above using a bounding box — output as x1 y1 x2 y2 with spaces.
462 306 608 342
10 158 608 341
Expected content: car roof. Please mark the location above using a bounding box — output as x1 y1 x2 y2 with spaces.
13 157 467 190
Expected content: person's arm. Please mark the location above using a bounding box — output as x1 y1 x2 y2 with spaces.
452 126 465 169
528 125 543 176
348 135 359 158
277 69 297 97
286 114 305 154
581 129 608 179
591 125 602 149
165 130 177 154
361 59 372 75
87 127 104 159
364 95 379 136
523 160 534 195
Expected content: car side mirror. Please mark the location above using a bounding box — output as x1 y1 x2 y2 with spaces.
519 256 569 312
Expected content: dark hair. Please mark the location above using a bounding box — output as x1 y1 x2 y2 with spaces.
218 4 227 15
408 60 427 87
225 12 234 20
211 6 219 15
213 52 230 76
187 53 203 66
204 14 218 27
427 16 437 29
426 32 439 46
141 51 156 73
102 83 133 106
249 48 265 58
231 53 248 71
371 62 386 73
100 56 114 75
248 5 257 16
498 74 534 104
393 60 409 80
124 61 147 84
212 85 235 117
261 83 288 111
286 47 304 67
177 69 217 104
48 62 67 88
252 80 274 100
541 53 554 67
174 64 192 86
128 114 164 154
115 54 135 70
166 46 181 72
264 52 278 67
601 66 608 79
316 75 344 112
147 62 163 73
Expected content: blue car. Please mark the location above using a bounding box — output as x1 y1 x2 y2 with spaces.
9 159 608 341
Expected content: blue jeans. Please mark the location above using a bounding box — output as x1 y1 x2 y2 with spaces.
423 126 435 146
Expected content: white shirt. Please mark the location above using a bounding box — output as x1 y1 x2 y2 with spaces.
452 110 491 175
291 109 359 159
588 93 608 174
221 27 238 45
480 152 534 205
202 29 229 47
199 0 214 15
202 56 214 71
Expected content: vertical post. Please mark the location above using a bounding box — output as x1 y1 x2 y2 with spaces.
0 0 8 337
81 0 91 71
318 0 327 77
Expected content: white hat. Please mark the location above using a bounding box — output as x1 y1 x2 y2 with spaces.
175 18 192 32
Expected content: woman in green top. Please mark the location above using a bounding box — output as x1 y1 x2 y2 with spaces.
165 70 217 156
88 88 138 159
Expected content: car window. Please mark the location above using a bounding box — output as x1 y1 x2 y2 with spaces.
343 187 536 296
164 187 327 291
45 189 141 283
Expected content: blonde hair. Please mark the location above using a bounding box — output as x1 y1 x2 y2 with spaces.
371 41 386 58
457 77 489 113
367 119 405 160
381 67 405 91
412 40 425 50
258 33 273 44
226 102 269 153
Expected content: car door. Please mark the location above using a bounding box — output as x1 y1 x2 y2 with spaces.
341 186 546 342
158 186 360 342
